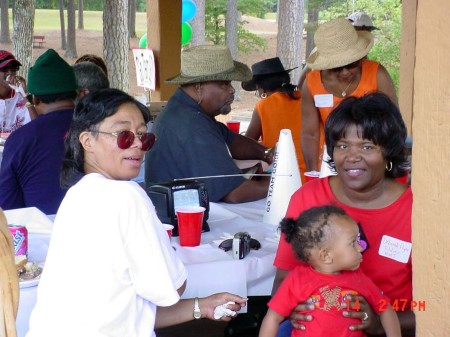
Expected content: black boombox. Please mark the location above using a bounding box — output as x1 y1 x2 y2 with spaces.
147 179 210 236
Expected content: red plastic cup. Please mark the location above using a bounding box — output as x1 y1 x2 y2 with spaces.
226 120 240 133
175 206 205 247
163 224 174 239
304 171 320 183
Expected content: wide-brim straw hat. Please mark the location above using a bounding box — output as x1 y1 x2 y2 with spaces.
306 17 374 70
166 45 252 84
241 57 298 91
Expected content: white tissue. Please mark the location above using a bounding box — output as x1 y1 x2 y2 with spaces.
213 301 237 319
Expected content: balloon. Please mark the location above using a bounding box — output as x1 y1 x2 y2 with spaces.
181 22 193 46
182 0 197 23
139 34 147 48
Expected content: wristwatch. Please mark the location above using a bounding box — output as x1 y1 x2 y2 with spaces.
193 297 201 319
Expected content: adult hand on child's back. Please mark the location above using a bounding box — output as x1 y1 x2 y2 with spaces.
341 294 383 334
289 298 315 330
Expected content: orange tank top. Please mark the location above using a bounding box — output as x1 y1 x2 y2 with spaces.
256 91 307 182
306 59 379 124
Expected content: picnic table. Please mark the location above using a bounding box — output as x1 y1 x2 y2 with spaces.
32 36 45 48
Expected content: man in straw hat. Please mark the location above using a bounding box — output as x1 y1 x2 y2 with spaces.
0 49 77 214
300 17 397 173
145 45 274 203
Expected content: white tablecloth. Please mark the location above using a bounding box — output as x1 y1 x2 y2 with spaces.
15 199 279 337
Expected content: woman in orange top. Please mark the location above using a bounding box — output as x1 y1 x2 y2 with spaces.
242 57 307 182
301 18 398 172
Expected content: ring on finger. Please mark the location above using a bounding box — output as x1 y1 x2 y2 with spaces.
361 312 369 321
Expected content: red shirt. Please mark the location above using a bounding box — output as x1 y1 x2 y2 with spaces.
269 265 389 337
274 177 412 306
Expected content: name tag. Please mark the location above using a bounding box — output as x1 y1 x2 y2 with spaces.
378 235 412 263
314 94 333 108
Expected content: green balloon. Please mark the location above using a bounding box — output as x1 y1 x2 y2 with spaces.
139 34 147 48
181 22 193 46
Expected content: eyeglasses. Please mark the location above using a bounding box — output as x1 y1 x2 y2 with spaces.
95 130 156 151
330 60 360 72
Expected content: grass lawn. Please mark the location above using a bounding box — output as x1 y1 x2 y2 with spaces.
8 9 148 37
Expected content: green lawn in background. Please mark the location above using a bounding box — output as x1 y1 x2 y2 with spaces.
8 9 147 37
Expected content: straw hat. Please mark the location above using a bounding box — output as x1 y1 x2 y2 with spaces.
348 12 379 31
166 45 252 84
241 57 297 91
306 17 374 70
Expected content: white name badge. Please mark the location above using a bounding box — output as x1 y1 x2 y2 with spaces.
314 94 333 108
378 235 412 263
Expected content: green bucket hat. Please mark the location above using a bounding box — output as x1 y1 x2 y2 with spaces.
27 49 77 95
166 45 252 84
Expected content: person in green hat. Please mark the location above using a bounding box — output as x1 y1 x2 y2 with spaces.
0 49 77 214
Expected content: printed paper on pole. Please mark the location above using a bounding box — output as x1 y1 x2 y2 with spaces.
132 48 156 90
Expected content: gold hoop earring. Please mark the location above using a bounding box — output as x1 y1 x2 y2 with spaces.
386 161 393 172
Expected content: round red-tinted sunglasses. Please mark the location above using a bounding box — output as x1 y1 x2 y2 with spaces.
96 130 156 151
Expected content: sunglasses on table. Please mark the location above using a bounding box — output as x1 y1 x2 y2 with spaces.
95 130 156 151
330 60 361 72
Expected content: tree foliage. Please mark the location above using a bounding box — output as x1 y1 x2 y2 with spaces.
315 0 402 91
205 0 270 53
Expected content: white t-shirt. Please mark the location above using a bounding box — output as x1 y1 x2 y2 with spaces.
0 92 30 133
27 173 187 337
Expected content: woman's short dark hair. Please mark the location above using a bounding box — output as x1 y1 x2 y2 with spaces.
61 88 150 188
280 205 347 262
324 92 409 178
254 72 299 100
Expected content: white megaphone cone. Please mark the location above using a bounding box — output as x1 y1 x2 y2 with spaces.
319 145 337 178
263 129 301 225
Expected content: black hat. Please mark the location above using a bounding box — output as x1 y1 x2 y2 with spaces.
241 57 297 91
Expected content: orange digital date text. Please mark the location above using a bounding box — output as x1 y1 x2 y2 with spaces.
345 298 426 312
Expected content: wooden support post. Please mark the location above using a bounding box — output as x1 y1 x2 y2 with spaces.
146 0 181 101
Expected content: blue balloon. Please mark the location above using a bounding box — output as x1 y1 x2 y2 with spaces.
182 0 197 23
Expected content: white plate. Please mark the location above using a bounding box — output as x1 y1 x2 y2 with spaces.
19 276 41 289
19 263 43 289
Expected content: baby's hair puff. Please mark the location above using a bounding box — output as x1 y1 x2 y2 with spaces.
279 205 347 263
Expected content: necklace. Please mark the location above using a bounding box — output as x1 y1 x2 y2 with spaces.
337 77 355 97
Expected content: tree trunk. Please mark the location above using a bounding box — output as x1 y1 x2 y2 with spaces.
128 0 136 38
78 0 84 29
225 0 240 100
59 0 66 50
0 0 10 43
190 0 205 46
277 0 305 84
104 0 129 92
65 0 77 58
12 0 34 78
305 6 319 59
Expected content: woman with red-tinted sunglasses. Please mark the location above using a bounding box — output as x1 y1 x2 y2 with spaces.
26 89 246 337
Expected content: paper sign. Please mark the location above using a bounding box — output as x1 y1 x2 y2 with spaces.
132 48 156 90
314 94 333 108
378 235 412 263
